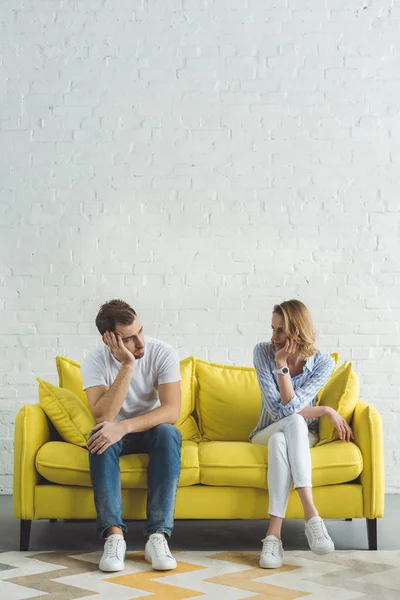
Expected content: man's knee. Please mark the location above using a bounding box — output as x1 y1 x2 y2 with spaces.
89 439 122 464
151 423 182 446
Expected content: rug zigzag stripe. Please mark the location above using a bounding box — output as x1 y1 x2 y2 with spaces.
206 552 309 600
6 552 101 599
1 549 400 600
106 552 206 599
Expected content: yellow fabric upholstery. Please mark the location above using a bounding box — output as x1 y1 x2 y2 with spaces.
36 440 199 488
176 356 201 441
38 379 96 447
13 404 52 520
56 355 201 442
34 483 364 521
13 353 384 530
196 360 261 441
317 352 339 400
56 356 89 407
353 399 384 518
198 440 362 489
317 361 359 446
331 352 339 366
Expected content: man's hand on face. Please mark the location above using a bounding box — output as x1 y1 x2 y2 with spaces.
102 331 135 366
87 421 127 454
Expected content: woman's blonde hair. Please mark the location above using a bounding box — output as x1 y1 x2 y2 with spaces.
273 299 316 359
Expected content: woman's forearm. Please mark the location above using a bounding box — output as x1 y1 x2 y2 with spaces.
298 406 329 418
275 359 295 405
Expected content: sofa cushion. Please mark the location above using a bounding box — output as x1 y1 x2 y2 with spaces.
196 360 261 441
176 356 202 441
38 379 96 447
36 440 200 488
56 356 90 408
317 352 339 401
199 440 363 489
317 361 359 446
56 355 201 442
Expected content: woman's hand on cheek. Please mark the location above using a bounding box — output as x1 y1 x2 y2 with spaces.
276 339 298 362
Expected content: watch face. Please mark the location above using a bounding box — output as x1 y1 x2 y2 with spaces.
282 367 289 374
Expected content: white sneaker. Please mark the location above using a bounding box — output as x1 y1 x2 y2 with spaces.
99 534 126 572
145 533 177 571
259 535 284 569
305 516 335 555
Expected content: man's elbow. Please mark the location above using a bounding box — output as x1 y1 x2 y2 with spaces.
90 405 115 424
169 413 180 425
167 407 180 425
93 413 114 424
93 415 110 424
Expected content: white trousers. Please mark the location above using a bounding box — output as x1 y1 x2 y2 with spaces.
251 414 318 519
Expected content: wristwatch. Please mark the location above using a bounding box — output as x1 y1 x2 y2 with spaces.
275 366 289 376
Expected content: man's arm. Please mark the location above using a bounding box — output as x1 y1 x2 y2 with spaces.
86 363 134 423
85 331 135 423
87 381 181 455
122 381 181 434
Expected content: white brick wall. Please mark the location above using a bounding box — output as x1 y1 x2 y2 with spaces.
1 0 399 494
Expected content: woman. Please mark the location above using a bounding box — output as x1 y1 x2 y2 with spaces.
250 299 354 568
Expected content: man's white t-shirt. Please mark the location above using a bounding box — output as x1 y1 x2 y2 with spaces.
81 337 181 422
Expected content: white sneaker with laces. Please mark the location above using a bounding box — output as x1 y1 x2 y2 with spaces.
259 535 284 569
305 516 335 555
99 533 126 572
145 533 177 571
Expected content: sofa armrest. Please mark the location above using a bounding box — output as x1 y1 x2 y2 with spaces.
352 399 384 518
13 404 52 520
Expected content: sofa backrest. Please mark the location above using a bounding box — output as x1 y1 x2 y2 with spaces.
195 359 261 441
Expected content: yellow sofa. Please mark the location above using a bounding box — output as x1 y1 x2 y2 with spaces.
13 357 384 551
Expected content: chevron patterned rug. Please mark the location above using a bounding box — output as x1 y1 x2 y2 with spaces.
1 549 399 599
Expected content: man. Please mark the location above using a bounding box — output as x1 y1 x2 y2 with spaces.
81 299 182 573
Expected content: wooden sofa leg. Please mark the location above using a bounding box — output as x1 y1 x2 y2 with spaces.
20 520 32 551
367 518 377 550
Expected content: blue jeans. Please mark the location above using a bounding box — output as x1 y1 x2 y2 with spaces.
89 423 182 538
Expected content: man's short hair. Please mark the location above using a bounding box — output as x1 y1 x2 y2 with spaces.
95 299 137 336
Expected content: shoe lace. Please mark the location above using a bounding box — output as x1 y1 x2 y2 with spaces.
105 536 124 560
151 535 172 558
261 537 280 557
309 519 328 540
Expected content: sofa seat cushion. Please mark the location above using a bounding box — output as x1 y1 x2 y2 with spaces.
36 440 200 488
199 440 363 489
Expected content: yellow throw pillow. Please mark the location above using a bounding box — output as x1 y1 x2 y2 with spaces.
330 352 339 367
56 355 201 442
56 356 89 408
196 360 261 441
38 378 96 447
317 352 340 402
317 361 359 446
177 357 202 442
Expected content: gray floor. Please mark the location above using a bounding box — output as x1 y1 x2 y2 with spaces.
1 495 399 553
